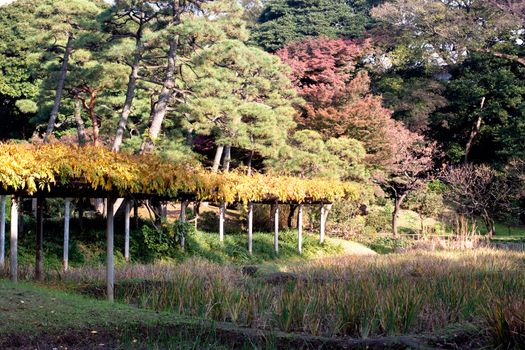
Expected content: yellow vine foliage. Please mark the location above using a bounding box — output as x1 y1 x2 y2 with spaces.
0 143 360 203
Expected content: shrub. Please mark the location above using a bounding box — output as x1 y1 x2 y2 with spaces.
365 204 393 234
142 221 195 259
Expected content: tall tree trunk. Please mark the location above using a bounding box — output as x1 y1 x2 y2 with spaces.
74 99 86 146
112 27 144 152
223 145 231 171
44 33 74 142
141 38 178 153
88 92 100 146
464 97 485 163
212 145 224 173
482 211 495 238
392 193 407 238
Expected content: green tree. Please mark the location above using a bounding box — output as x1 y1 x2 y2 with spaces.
180 39 298 172
140 0 247 153
430 53 525 165
406 184 444 234
100 1 163 152
252 0 374 52
34 0 106 142
267 130 367 181
0 0 41 139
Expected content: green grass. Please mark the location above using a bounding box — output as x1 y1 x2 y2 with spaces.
179 230 344 264
395 209 525 243
0 280 225 349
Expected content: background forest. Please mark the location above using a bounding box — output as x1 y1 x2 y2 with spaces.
1 0 525 239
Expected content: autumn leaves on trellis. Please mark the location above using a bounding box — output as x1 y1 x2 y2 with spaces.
0 143 360 204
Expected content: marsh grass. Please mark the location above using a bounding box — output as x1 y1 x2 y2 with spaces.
60 249 525 344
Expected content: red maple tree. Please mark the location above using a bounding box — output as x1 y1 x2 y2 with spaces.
277 37 394 164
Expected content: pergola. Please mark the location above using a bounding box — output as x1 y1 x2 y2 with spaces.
0 143 359 301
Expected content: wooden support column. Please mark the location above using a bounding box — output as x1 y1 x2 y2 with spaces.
274 204 279 254
106 197 115 302
35 198 44 281
0 195 5 269
248 202 253 254
63 198 71 271
219 202 225 243
124 200 130 262
297 204 303 255
10 197 18 282
320 204 326 244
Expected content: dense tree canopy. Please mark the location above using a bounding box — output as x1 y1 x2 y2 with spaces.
431 53 525 165
252 0 375 52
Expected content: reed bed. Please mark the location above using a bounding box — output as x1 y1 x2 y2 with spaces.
63 249 524 346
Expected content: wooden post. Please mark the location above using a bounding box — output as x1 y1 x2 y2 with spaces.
180 200 187 248
10 197 18 282
274 204 279 254
248 201 253 254
35 198 44 281
106 197 115 302
219 202 225 243
63 198 71 271
124 200 130 262
0 195 5 269
320 204 326 244
298 204 303 254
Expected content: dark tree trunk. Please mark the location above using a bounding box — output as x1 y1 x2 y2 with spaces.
78 202 84 232
392 193 407 238
288 204 297 229
464 97 485 164
44 33 74 142
133 201 139 229
482 212 495 238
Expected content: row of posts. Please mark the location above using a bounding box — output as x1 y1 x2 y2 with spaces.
0 196 328 301
221 202 328 255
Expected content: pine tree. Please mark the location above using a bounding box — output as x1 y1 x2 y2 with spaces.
180 38 299 172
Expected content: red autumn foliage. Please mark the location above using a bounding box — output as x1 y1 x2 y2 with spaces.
277 37 394 164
